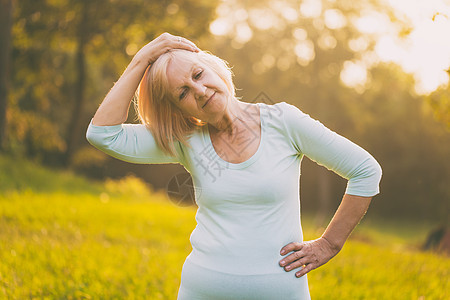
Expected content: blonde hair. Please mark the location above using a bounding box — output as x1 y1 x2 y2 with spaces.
135 50 235 157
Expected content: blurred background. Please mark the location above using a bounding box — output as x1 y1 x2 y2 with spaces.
1 0 450 298
1 0 449 226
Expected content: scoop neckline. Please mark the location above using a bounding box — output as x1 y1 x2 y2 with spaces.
203 103 265 170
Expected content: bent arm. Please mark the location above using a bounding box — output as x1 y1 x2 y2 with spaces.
281 101 382 197
281 102 382 241
86 34 199 164
321 194 372 252
91 33 199 126
92 56 149 126
86 121 180 164
279 102 382 276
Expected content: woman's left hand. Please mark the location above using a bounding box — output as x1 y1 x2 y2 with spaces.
279 237 341 278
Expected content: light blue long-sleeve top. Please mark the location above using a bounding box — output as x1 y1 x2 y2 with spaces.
86 101 382 276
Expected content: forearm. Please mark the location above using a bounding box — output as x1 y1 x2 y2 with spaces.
92 55 149 126
321 194 372 251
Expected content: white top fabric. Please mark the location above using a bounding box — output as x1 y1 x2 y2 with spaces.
86 101 382 276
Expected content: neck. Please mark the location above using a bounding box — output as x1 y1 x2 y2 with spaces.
209 98 254 135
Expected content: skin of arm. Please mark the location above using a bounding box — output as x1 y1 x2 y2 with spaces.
92 56 149 126
91 33 199 126
279 194 372 278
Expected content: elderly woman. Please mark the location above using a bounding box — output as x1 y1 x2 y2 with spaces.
86 33 382 300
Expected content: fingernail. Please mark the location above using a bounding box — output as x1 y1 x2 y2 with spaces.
285 265 291 270
280 260 285 266
280 250 286 255
296 272 301 277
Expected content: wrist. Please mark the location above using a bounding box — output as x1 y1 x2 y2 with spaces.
131 53 151 67
321 235 343 253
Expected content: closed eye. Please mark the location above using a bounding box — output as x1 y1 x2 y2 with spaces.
194 70 203 80
179 88 187 100
179 70 203 100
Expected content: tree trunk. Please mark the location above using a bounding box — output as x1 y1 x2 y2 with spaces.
0 0 13 151
64 0 88 166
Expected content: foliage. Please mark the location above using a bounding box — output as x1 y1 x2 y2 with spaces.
204 0 450 222
7 0 219 162
3 0 449 222
426 84 450 130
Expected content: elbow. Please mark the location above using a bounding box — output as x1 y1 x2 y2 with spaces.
346 156 382 197
365 156 382 195
85 127 104 149
363 156 382 186
85 122 125 152
371 157 383 185
86 127 95 145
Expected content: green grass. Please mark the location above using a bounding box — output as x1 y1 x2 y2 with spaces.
0 155 448 299
0 154 104 195
0 190 195 299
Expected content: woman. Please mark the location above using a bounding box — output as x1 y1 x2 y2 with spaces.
86 33 382 299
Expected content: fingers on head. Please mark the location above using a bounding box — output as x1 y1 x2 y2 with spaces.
170 36 198 51
161 32 173 39
181 38 199 51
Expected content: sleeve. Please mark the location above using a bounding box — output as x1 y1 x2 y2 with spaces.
85 119 180 164
281 102 382 197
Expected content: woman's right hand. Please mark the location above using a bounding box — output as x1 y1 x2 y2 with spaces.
91 33 198 126
134 32 200 66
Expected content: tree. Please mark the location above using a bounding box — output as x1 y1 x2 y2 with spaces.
205 0 449 222
426 84 450 130
8 0 219 165
0 0 13 151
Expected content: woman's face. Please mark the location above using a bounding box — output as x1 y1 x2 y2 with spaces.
165 52 231 123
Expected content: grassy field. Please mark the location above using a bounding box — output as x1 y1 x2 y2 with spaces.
0 155 448 299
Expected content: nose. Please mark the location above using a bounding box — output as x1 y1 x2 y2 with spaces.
193 83 207 101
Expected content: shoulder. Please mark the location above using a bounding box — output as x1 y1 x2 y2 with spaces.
277 101 308 119
263 101 330 147
259 101 311 129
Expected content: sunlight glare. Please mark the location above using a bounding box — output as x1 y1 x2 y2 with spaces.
235 9 248 22
249 8 277 30
282 7 299 23
300 0 322 18
295 39 315 66
348 37 370 52
234 23 253 43
317 33 337 50
340 60 368 92
209 18 231 36
354 10 391 34
324 9 347 30
375 0 450 94
292 28 308 41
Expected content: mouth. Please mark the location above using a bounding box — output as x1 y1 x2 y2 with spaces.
202 92 215 108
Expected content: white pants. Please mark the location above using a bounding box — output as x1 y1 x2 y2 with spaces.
177 260 311 300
